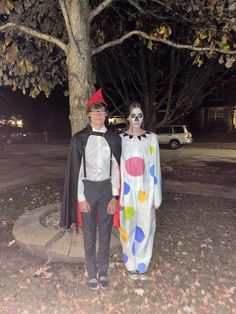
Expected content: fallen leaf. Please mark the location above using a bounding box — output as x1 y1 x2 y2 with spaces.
33 266 54 279
177 241 183 247
183 305 195 313
174 275 180 283
134 288 145 296
7 239 16 247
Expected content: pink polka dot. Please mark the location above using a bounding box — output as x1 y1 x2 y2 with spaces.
125 157 145 176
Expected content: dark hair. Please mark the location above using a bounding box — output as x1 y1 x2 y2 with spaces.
126 101 144 118
86 103 108 114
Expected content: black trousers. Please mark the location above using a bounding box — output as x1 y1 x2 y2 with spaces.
81 179 113 279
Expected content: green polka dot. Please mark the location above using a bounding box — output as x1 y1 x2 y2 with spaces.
124 206 135 221
150 145 155 154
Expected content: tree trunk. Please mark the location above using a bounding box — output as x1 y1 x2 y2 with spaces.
66 1 93 135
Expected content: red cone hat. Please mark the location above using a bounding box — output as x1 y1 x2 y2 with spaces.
86 88 107 111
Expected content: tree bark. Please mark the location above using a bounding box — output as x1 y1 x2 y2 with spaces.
66 1 93 135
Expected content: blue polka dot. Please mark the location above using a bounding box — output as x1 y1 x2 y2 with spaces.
124 182 130 195
122 253 128 264
132 242 136 256
135 226 145 243
137 263 147 272
154 176 158 185
150 164 155 177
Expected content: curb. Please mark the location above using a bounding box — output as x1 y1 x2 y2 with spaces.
12 203 121 264
12 180 236 263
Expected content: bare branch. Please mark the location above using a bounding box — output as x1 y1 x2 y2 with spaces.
127 0 191 24
127 0 162 18
89 0 114 23
149 0 172 10
92 30 236 56
0 22 68 54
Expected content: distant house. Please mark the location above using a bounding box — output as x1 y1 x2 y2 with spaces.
0 114 24 128
198 77 236 132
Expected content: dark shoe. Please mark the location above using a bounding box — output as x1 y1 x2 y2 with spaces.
98 273 109 290
87 278 99 291
128 270 138 280
138 272 148 281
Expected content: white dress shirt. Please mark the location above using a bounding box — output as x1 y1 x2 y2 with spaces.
77 126 120 202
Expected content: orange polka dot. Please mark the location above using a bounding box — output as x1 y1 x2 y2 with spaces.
138 191 148 203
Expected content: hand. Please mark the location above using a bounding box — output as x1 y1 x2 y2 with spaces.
107 198 118 215
79 200 90 213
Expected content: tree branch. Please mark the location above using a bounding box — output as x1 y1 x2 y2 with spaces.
89 0 114 23
127 0 191 24
92 30 236 56
59 0 81 55
127 0 163 18
0 22 68 54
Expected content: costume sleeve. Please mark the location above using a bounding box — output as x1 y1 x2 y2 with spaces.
151 134 162 209
77 159 86 202
111 154 120 196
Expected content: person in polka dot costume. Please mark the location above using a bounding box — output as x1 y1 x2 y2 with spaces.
119 102 162 280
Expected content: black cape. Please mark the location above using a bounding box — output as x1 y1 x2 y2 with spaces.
60 124 121 229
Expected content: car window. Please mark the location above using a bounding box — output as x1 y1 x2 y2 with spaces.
157 126 172 134
174 126 184 133
185 126 190 132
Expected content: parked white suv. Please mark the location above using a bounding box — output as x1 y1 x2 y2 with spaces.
156 125 193 149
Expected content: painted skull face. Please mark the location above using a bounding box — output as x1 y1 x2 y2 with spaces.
128 108 144 128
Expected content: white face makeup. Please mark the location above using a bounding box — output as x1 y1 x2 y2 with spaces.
128 108 144 129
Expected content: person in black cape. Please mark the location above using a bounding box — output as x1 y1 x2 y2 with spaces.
60 89 121 291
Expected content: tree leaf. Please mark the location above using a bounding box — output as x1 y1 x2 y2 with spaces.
222 43 230 52
12 85 17 92
5 43 18 62
194 37 200 47
4 36 12 47
218 54 224 64
25 59 34 73
164 25 172 39
147 39 153 50
30 86 40 98
225 56 235 68
6 0 14 11
159 25 166 35
200 29 208 40
197 58 204 67
19 60 27 76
